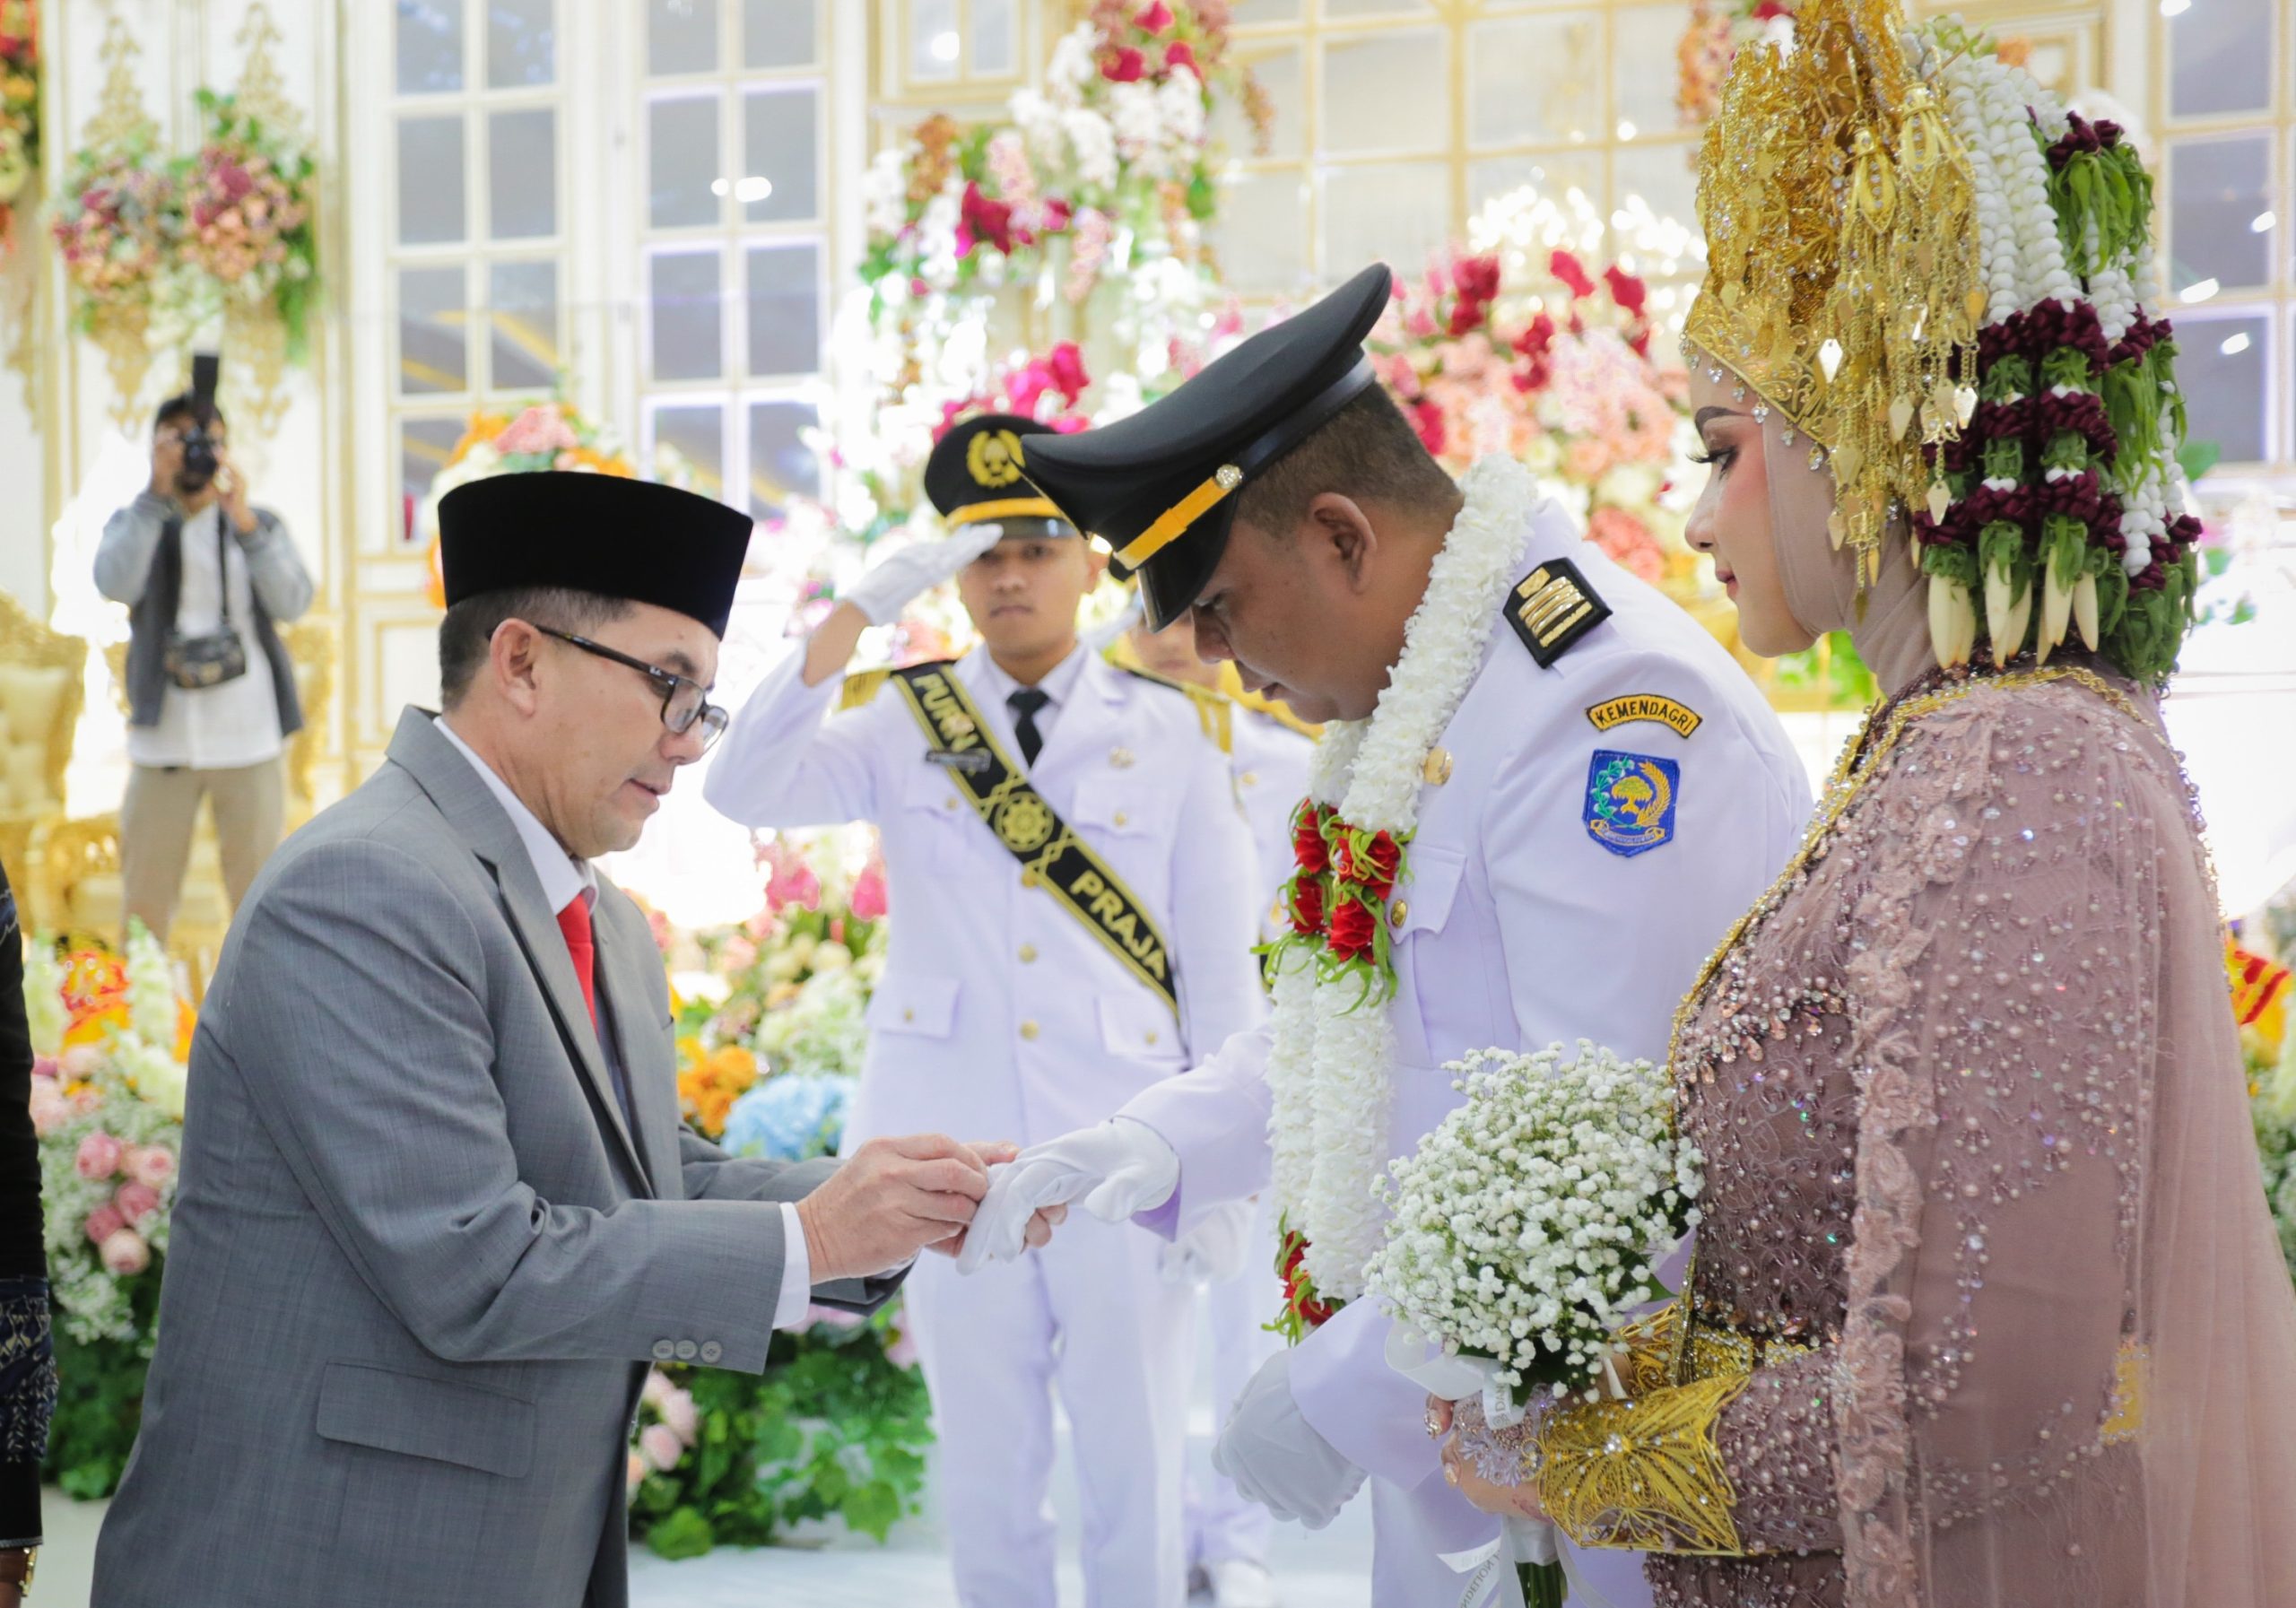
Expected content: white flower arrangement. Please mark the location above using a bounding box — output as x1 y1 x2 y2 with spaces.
1364 1040 1700 1407
1269 456 1539 1310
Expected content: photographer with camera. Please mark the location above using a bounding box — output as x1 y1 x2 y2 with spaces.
94 368 312 943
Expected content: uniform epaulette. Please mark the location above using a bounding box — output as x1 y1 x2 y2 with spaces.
1504 556 1613 669
1112 664 1235 755
842 660 953 710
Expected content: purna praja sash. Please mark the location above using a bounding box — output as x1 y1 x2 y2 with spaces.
890 663 1179 1017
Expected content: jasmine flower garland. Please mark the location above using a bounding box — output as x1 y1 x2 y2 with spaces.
1266 455 1539 1314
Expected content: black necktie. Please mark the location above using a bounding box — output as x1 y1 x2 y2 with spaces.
1008 688 1051 768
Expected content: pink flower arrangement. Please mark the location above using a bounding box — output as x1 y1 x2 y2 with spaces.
180 143 305 286
1588 507 1667 585
114 1181 162 1228
849 856 890 923
99 1229 151 1277
76 1130 124 1181
28 1073 68 1138
83 1204 125 1245
493 404 582 456
50 154 173 303
639 1422 685 1473
124 1143 176 1189
759 839 823 916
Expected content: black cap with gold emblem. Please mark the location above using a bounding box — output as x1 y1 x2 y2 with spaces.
1015 264 1392 630
924 413 1078 543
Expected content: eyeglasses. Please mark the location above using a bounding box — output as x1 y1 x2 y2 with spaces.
533 627 729 752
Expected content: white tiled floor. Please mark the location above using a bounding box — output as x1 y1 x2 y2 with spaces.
31 1431 1374 1608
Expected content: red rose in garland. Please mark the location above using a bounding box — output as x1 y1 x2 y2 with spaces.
1288 876 1327 939
1291 803 1330 874
1327 895 1378 964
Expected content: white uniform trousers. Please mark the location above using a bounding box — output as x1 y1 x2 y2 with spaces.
1184 1196 1280 1570
905 1213 1197 1608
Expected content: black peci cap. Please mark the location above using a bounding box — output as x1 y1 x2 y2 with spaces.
924 413 1077 538
1015 264 1392 630
439 472 753 639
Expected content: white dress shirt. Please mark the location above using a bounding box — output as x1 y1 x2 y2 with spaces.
126 505 285 770
970 642 1091 764
436 717 813 1329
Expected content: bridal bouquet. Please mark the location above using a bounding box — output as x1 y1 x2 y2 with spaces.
1365 1041 1700 1608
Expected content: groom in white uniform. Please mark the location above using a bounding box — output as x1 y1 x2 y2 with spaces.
963 265 1813 1607
705 414 1265 1608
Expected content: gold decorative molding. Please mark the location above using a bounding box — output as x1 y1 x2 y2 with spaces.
219 2 300 432
81 15 161 432
22 811 119 939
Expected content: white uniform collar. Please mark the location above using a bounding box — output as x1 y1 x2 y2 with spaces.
971 639 1091 716
435 715 598 916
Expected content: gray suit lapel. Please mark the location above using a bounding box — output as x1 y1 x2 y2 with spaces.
384 709 652 1189
595 893 681 1197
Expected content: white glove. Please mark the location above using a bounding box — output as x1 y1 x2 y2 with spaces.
1211 1348 1366 1529
1159 1198 1254 1286
953 1117 1180 1273
843 523 1004 625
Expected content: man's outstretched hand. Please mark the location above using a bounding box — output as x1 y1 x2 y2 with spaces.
796 1136 1068 1282
954 1117 1181 1273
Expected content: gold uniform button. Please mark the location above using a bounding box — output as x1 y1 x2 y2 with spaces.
1422 747 1453 786
944 796 959 811
902 1008 915 1022
1019 1020 1040 1041
1019 943 1038 963
1145 1030 1159 1047
1389 900 1410 930
1021 870 1039 889
1240 770 1259 787
1113 811 1130 827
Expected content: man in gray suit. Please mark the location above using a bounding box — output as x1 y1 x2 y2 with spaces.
93 473 1052 1607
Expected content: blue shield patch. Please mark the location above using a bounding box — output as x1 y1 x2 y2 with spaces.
1584 750 1680 858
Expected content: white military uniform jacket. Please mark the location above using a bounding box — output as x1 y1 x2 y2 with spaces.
703 642 1265 1152
1122 511 1813 1606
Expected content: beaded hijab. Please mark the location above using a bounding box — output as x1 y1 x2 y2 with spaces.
1684 0 2201 682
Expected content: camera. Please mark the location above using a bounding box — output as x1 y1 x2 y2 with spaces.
176 352 222 493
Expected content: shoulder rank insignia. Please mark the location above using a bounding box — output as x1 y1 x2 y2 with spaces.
1506 558 1612 669
841 661 952 712
1113 665 1234 754
1584 749 1680 857
1587 693 1702 739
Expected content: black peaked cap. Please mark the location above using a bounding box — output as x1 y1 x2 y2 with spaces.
925 412 1075 535
1016 263 1393 630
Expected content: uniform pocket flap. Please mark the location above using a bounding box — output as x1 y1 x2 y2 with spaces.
1070 774 1170 837
1096 991 1179 1056
868 974 960 1038
316 1361 535 1478
1394 847 1466 938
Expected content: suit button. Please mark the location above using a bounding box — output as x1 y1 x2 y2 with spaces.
1019 1020 1040 1041
674 1340 699 1361
700 1341 723 1363
1389 900 1409 930
652 1340 676 1361
1019 943 1038 963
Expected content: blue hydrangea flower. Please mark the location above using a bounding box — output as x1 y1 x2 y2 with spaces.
721 1074 856 1162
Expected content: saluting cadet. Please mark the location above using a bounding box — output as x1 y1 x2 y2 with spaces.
1110 611 1314 1608
961 266 1813 1607
703 413 1265 1608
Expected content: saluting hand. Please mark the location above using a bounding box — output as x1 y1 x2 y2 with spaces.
842 523 1004 626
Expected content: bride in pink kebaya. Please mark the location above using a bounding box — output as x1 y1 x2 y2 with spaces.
1432 3 2296 1604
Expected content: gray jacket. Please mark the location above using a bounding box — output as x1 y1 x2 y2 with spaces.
92 708 898 1608
94 491 313 736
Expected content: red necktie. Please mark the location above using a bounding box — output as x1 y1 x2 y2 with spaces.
555 896 597 1026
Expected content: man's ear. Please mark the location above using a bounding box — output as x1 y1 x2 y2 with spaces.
490 619 546 715
1307 492 1380 595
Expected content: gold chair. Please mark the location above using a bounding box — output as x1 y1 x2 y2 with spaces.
0 590 87 910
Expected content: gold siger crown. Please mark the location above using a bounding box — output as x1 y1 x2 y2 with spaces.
1684 0 1985 577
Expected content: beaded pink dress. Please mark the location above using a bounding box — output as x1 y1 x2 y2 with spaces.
1518 414 2296 1608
